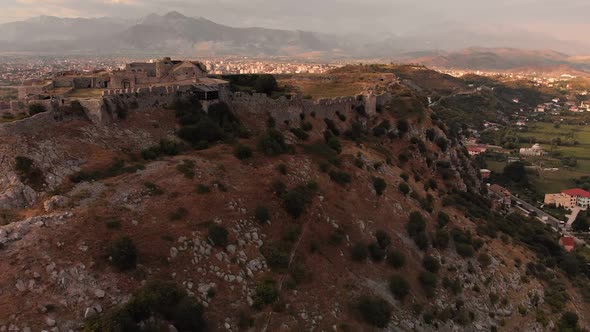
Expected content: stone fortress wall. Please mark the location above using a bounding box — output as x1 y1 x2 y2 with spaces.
0 84 390 137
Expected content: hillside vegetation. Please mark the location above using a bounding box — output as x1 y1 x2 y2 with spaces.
0 72 588 331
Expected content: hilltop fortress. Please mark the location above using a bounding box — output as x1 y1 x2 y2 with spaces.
1 57 395 135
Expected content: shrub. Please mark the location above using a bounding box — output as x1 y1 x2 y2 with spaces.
455 243 475 258
419 271 438 298
373 177 387 196
389 275 410 300
357 295 392 328
172 297 207 331
253 279 279 309
557 312 582 332
258 129 288 156
143 182 163 196
234 144 253 160
169 207 188 221
435 137 449 152
368 243 387 262
387 250 406 269
433 229 450 249
176 160 195 179
407 212 428 249
260 243 290 270
375 230 391 249
196 184 211 194
329 171 351 185
290 127 309 140
208 224 228 247
301 121 313 131
254 205 271 224
28 103 47 115
271 180 287 197
351 242 368 262
400 173 410 182
324 118 340 136
105 219 121 229
399 182 410 195
426 128 436 141
283 185 315 218
422 256 441 273
178 117 225 146
14 156 44 189
327 137 342 154
437 212 450 228
276 163 288 175
478 253 492 268
396 119 409 136
108 236 138 270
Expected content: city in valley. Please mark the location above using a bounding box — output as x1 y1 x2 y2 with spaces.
0 1 590 332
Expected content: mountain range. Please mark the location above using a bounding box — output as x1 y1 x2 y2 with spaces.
1 12 590 74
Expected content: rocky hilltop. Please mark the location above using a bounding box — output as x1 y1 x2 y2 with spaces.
0 70 588 331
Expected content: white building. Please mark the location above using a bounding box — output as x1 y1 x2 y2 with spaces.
519 144 545 157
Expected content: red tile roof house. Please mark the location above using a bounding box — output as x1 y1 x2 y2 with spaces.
561 188 590 210
560 236 576 252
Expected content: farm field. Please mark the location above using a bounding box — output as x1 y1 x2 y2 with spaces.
518 123 590 173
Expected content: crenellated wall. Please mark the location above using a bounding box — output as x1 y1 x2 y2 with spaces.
1 83 393 136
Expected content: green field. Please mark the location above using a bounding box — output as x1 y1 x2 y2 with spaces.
486 123 590 194
518 123 590 173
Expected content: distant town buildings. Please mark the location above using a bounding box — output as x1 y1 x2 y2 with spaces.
519 144 546 157
544 188 590 210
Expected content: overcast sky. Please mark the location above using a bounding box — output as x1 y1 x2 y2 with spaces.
0 0 588 41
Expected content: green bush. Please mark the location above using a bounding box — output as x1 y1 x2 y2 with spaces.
176 160 195 179
557 312 583 332
28 103 47 115
276 163 288 175
255 205 271 224
105 219 121 229
407 212 428 250
208 224 229 247
283 187 312 218
419 271 438 298
351 242 368 262
253 279 279 309
435 137 449 152
375 230 391 249
329 171 351 185
258 129 288 156
389 275 410 300
455 243 475 258
197 184 211 194
478 253 492 268
397 119 409 136
357 295 392 328
234 144 253 160
108 236 138 270
422 256 441 273
433 229 450 249
14 156 44 189
373 177 387 195
327 137 342 154
143 182 163 196
437 212 450 228
290 127 309 140
169 207 189 221
85 279 207 332
387 250 406 269
368 242 387 262
399 182 410 195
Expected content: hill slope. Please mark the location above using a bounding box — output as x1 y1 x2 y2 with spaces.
0 81 588 331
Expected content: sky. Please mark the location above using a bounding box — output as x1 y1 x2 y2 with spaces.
0 0 588 42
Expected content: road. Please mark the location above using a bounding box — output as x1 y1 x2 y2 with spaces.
511 195 562 231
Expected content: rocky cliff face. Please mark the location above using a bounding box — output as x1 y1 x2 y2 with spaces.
0 84 587 331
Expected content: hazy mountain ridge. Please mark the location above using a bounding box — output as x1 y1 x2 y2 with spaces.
1 12 590 74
